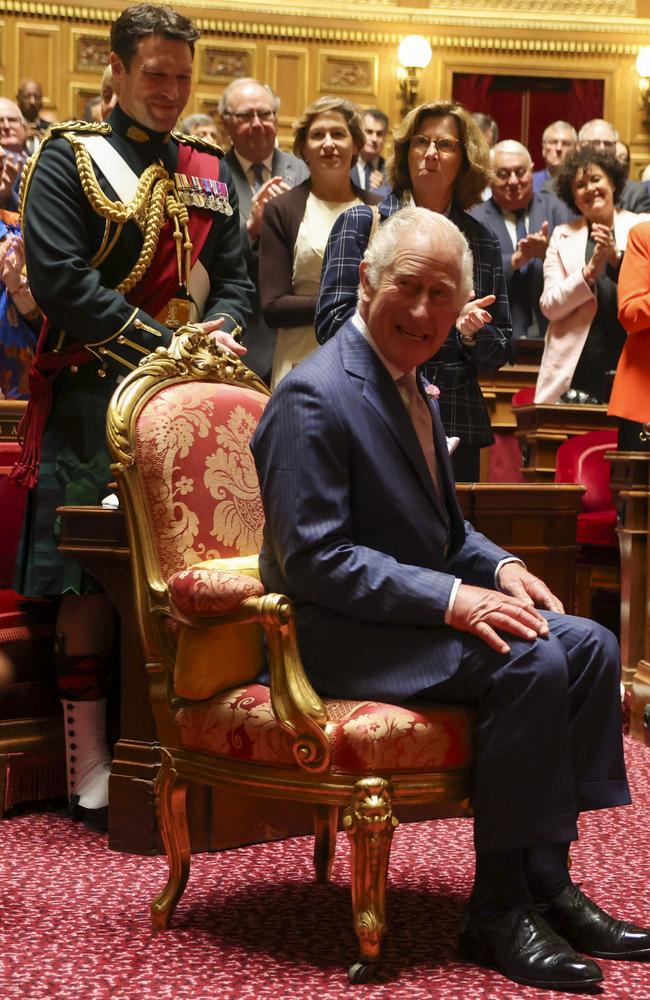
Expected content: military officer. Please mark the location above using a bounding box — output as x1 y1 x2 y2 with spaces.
13 2 254 828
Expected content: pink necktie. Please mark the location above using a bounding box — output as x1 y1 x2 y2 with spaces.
397 372 447 514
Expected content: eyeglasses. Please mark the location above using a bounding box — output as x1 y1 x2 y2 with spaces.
582 139 616 150
494 167 530 181
226 109 276 123
409 135 461 155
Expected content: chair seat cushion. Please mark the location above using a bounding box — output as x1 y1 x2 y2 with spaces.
176 684 473 774
577 509 617 547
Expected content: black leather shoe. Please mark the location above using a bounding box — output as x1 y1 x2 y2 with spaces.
460 904 603 991
545 883 650 960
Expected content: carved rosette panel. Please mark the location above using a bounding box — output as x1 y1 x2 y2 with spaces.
319 52 378 96
199 46 254 82
74 33 110 72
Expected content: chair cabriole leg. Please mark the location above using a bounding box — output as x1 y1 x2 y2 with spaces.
151 748 191 930
343 776 398 983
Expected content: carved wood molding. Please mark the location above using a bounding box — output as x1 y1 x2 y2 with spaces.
2 1 649 45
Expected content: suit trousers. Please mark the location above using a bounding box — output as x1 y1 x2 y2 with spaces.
422 612 629 853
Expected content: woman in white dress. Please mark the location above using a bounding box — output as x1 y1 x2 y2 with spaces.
259 96 381 388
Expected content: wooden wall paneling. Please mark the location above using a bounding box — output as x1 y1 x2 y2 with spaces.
69 28 110 76
0 21 5 76
196 38 257 87
317 49 379 98
15 21 60 112
265 44 309 148
69 83 102 120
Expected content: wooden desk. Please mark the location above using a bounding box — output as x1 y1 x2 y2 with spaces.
59 483 582 854
608 451 650 742
479 365 539 433
514 403 617 482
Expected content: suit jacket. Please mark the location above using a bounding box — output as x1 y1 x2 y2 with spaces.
250 317 511 701
259 179 380 329
315 194 512 444
470 193 572 340
618 179 650 214
349 156 391 197
225 147 309 379
609 219 650 421
535 209 650 403
533 168 551 194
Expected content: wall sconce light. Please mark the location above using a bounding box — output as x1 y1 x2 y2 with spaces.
636 46 650 123
397 35 432 115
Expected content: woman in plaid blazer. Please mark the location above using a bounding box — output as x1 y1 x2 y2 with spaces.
316 100 512 481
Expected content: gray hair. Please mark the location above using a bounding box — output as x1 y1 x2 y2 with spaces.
178 112 215 133
218 78 279 117
542 120 577 143
490 140 532 166
361 207 474 310
578 118 618 143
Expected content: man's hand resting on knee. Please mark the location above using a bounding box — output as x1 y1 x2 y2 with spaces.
497 563 564 615
448 584 548 655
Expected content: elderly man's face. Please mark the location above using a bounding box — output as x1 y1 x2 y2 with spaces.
579 122 616 153
542 126 575 170
359 229 461 374
491 150 533 212
221 82 277 162
0 99 27 154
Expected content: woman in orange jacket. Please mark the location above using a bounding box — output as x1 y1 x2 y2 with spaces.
611 220 650 450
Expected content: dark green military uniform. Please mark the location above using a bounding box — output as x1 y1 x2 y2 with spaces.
15 104 254 596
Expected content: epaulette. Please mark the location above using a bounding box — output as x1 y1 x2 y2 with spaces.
19 121 111 223
50 119 112 137
171 129 224 158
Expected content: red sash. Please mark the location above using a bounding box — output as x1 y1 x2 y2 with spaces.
12 144 222 489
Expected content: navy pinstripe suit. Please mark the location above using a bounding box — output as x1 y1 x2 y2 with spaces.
315 194 512 447
251 318 629 852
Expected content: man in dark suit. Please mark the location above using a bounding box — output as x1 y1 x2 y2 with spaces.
252 207 650 991
470 140 571 340
533 121 577 195
219 78 309 381
578 119 650 213
350 108 391 196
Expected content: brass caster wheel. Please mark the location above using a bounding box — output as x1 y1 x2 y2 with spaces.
348 961 375 984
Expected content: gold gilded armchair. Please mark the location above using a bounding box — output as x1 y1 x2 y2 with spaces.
106 326 473 984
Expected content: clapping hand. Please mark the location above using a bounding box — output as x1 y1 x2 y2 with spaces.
456 291 496 339
197 317 247 357
247 175 291 240
515 220 549 265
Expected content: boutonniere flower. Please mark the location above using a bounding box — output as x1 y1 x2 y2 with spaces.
424 384 440 399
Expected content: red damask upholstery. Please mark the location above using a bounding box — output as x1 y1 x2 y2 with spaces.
169 565 265 617
176 685 473 773
135 381 266 580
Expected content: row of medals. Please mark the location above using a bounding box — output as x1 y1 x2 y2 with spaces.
174 172 233 216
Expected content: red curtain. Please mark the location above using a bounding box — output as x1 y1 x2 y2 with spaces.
452 74 605 171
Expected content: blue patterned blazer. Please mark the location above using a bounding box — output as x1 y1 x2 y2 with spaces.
315 194 512 445
250 318 512 701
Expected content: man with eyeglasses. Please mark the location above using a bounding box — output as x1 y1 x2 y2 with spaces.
471 140 570 340
579 119 650 213
533 121 576 195
0 98 28 211
219 78 308 381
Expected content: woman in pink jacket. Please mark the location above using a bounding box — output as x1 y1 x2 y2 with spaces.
535 148 649 405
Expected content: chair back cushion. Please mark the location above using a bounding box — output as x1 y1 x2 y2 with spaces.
134 381 266 582
554 429 618 513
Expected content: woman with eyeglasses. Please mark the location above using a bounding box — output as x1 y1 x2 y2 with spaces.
315 100 511 482
535 147 650 405
258 96 381 388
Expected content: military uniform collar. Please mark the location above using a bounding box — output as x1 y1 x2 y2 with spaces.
108 104 171 146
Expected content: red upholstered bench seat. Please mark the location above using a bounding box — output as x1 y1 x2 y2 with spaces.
176 683 473 774
576 509 618 548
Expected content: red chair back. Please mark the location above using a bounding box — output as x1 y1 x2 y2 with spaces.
554 430 618 513
512 386 535 407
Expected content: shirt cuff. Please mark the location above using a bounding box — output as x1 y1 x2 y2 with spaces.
443 577 462 623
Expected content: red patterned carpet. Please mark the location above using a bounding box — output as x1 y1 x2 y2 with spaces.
2 736 650 1000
